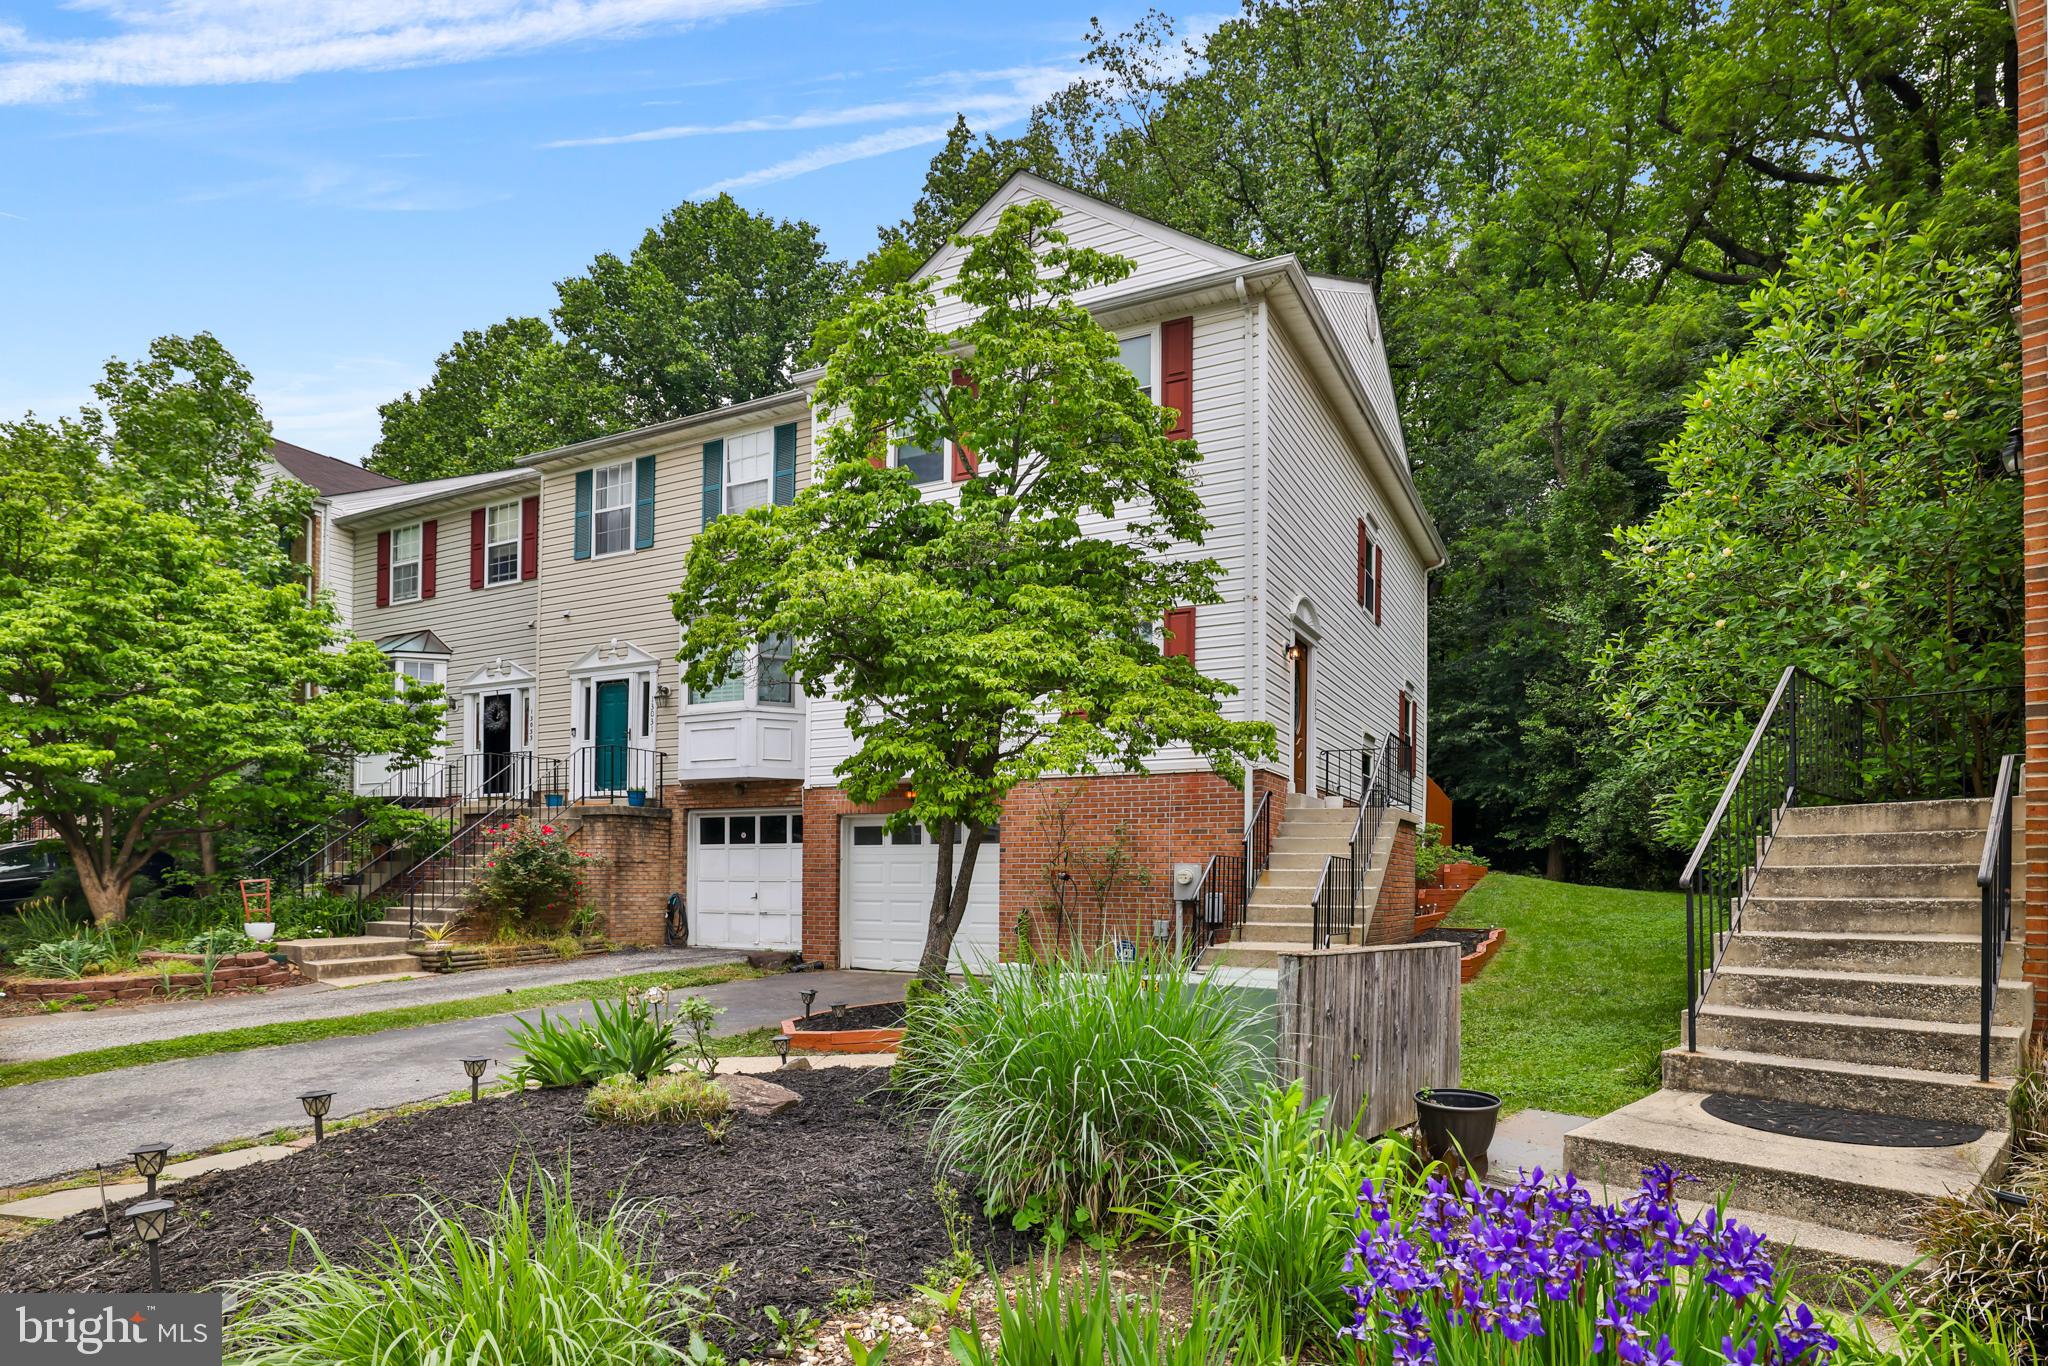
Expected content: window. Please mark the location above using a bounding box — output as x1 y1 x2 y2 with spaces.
485 501 520 585
700 816 726 845
758 635 794 705
395 658 440 691
852 824 883 846
389 524 422 603
592 460 634 556
723 428 773 515
1118 331 1155 398
689 651 745 705
895 433 946 485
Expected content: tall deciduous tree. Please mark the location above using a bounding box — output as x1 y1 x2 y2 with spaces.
371 195 845 481
0 336 443 922
1595 196 2021 843
673 202 1274 981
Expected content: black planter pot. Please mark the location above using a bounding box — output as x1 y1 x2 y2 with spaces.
1415 1087 1502 1181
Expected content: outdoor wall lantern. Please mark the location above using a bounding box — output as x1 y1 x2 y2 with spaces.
799 988 818 1018
297 1089 335 1144
461 1057 491 1103
125 1197 175 1292
773 1035 792 1067
129 1142 171 1197
1285 642 1306 661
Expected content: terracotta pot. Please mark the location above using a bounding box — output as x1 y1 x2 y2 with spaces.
1440 862 1488 891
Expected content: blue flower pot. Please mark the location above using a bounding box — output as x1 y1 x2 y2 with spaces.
627 789 647 808
545 793 565 809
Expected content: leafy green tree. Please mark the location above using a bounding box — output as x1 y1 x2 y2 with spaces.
673 202 1275 981
1595 195 2021 844
371 196 844 480
0 337 443 922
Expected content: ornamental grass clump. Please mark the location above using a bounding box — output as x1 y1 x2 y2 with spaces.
1344 1163 1838 1365
894 952 1264 1239
222 1168 716 1365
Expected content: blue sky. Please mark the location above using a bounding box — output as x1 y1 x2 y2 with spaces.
0 1 1164 460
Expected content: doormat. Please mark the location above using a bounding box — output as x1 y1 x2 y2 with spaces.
1701 1092 1985 1149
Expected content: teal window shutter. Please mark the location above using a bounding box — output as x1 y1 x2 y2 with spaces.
701 439 724 528
573 470 593 561
772 422 798 506
634 454 656 549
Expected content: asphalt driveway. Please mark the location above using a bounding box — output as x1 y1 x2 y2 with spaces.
0 968 910 1188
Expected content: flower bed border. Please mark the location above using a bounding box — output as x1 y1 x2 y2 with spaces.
1460 928 1506 983
3 951 294 1003
780 1002 905 1054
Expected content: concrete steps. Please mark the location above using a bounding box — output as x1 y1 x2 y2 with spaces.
278 935 420 982
1567 795 2025 1276
1564 1089 2007 1241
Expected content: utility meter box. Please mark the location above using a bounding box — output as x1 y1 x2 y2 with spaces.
1170 862 1202 900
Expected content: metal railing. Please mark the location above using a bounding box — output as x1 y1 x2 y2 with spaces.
1680 666 2020 1055
1185 790 1272 962
1309 734 1409 948
568 745 668 806
1318 747 1375 806
1976 753 2020 1083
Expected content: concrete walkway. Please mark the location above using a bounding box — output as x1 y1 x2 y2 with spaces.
0 946 745 1064
0 968 911 1188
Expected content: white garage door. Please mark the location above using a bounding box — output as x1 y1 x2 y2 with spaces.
842 818 1001 972
689 810 803 951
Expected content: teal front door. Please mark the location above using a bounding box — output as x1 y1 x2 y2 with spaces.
594 680 630 790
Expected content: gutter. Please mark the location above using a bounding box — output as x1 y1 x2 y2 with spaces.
515 387 811 470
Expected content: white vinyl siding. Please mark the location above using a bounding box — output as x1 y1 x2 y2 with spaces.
591 461 635 557
1307 276 1408 467
803 303 1254 787
389 524 422 604
1261 324 1428 801
485 501 521 585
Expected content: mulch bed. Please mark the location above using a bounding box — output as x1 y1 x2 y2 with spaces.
0 1067 1031 1354
791 1001 905 1033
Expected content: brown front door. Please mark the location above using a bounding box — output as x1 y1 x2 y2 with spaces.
1292 641 1311 791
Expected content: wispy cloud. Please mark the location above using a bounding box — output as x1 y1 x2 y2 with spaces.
549 61 1071 148
0 209 24 221
692 122 960 195
0 1 784 105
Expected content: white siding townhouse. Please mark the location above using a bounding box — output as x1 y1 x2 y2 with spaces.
291 175 1445 969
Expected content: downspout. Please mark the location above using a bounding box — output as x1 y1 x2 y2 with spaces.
1238 275 1262 834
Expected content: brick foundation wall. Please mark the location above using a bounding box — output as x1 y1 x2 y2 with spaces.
569 807 674 946
1366 818 1419 946
799 768 1294 968
2023 0 2048 1043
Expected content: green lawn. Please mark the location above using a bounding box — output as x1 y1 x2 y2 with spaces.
1444 872 1686 1119
0 962 764 1089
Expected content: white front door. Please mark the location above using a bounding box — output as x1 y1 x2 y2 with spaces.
688 810 803 950
841 818 1001 972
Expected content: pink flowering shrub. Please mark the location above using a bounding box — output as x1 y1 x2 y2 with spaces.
470 819 595 927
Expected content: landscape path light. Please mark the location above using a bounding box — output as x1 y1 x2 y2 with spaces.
800 988 817 1018
773 1034 791 1067
130 1142 170 1197
297 1088 334 1144
461 1057 491 1103
125 1197 175 1293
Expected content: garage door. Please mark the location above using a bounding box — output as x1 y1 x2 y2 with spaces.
842 817 1001 972
689 810 803 951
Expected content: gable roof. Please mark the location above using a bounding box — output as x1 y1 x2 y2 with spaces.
268 440 399 496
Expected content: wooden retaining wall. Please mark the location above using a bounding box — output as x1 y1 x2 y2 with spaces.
1274 941 1462 1139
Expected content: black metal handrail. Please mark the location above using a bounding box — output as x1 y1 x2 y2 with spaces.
1976 753 2019 1083
1680 666 2020 1055
1318 747 1373 805
569 745 668 806
1309 734 1409 948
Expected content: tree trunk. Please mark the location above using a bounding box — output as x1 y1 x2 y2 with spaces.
1545 837 1568 882
73 855 135 926
914 820 987 985
197 830 219 898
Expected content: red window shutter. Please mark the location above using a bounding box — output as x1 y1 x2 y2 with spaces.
1160 315 1194 440
1373 546 1384 625
375 530 391 608
521 496 540 580
421 519 438 600
1356 520 1368 607
1163 606 1196 665
470 508 486 590
950 367 978 481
